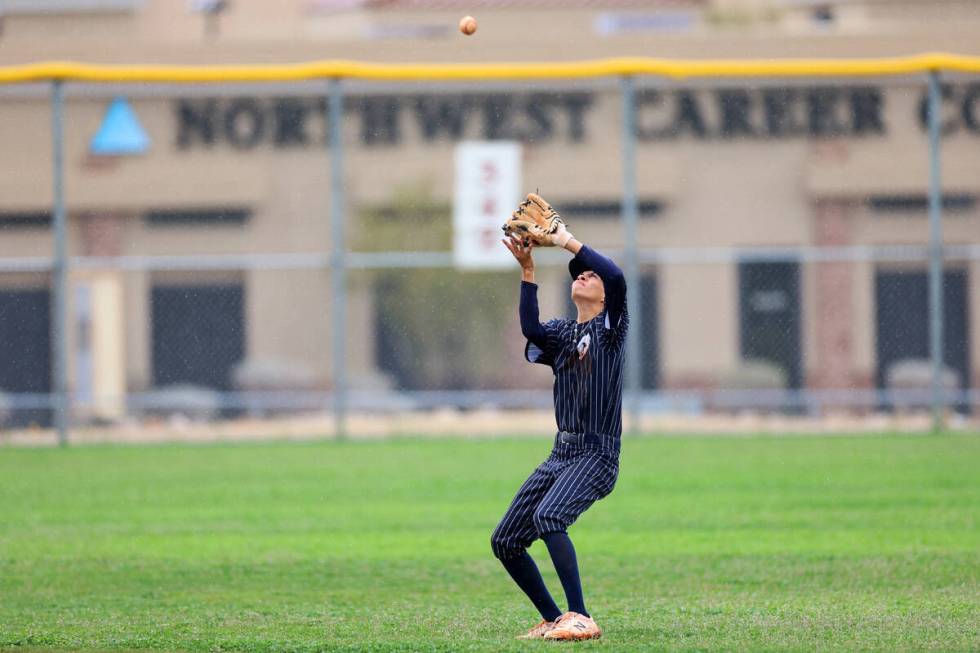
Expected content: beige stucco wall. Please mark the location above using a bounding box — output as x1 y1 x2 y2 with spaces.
246 269 331 388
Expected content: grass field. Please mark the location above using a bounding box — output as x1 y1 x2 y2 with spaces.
0 433 978 652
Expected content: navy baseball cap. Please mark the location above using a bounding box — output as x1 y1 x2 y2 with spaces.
568 258 591 280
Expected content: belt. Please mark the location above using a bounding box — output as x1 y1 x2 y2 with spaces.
555 430 621 453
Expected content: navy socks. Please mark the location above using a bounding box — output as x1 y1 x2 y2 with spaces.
499 533 590 621
499 551 563 622
542 531 589 617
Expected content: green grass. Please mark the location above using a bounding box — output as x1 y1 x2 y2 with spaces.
1 433 978 652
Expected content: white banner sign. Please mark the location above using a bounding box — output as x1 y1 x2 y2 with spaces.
453 141 522 269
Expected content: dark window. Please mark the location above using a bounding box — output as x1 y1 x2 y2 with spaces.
875 268 971 413
144 208 250 227
151 284 245 391
0 212 52 229
639 272 660 390
811 4 835 24
558 199 663 220
868 194 975 213
371 199 662 222
0 288 52 426
738 261 803 391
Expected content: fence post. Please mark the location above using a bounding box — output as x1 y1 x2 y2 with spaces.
926 70 945 433
328 78 348 439
51 80 70 447
620 75 642 435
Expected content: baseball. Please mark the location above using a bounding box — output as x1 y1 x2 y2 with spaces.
459 15 477 35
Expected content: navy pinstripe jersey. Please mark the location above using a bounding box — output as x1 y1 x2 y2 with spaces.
520 246 629 439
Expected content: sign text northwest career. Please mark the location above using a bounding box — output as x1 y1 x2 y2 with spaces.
175 84 980 149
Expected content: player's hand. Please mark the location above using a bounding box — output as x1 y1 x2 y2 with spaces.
549 220 572 249
502 235 534 270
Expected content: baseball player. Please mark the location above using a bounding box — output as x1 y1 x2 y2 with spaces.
492 193 628 641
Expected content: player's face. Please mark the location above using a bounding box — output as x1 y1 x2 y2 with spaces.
571 270 605 304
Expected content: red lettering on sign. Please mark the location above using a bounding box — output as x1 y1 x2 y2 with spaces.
481 161 499 183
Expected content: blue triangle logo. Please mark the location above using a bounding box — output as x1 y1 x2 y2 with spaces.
90 97 150 156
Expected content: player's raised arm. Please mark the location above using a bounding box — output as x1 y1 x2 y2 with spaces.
562 241 627 329
502 235 548 348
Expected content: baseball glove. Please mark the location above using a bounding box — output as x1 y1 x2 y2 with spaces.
501 193 573 248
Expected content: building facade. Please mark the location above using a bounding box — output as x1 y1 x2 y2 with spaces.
0 0 978 421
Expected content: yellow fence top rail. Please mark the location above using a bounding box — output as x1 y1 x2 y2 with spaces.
2 53 980 84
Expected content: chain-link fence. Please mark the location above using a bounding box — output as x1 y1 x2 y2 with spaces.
0 58 978 443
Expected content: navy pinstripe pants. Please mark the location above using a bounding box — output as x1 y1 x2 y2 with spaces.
491 432 619 560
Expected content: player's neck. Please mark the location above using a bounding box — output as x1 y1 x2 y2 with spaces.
574 300 603 324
